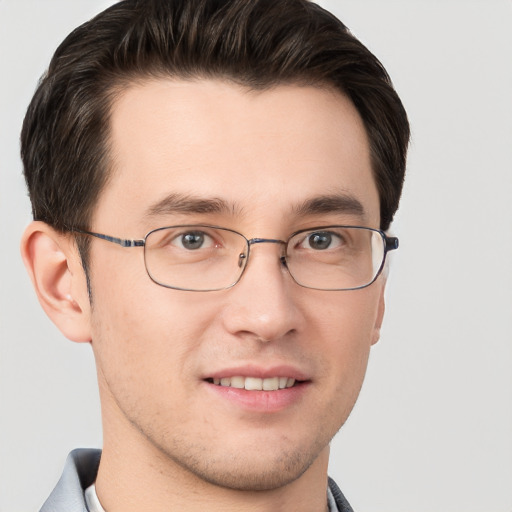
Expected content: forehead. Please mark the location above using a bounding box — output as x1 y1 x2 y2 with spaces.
94 79 379 231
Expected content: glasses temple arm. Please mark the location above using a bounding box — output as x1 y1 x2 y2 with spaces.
72 229 145 247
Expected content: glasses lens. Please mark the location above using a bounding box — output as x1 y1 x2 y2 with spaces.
286 227 385 290
144 226 248 291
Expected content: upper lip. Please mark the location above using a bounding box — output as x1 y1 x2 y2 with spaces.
203 364 310 381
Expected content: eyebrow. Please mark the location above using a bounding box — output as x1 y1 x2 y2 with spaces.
145 193 243 218
292 193 366 218
144 191 365 221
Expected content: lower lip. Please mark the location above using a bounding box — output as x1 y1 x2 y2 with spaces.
204 381 310 413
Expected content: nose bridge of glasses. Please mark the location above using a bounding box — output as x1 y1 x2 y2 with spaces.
247 237 286 247
238 238 287 268
248 238 287 260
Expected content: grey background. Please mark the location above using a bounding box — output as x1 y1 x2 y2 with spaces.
1 1 511 511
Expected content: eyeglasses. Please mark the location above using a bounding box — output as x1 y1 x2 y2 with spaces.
74 225 398 292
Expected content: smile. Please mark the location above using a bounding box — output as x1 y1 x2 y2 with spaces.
207 376 297 391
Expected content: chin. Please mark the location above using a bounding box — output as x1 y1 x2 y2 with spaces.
190 455 313 492
161 434 330 492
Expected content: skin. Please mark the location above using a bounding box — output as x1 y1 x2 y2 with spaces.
22 80 386 512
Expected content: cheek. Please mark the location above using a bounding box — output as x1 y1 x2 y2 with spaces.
91 289 205 365
88 287 219 436
313 287 382 388
87 251 215 394
313 286 381 344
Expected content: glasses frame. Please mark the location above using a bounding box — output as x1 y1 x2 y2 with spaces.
72 225 398 292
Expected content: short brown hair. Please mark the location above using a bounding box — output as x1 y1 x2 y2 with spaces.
21 0 409 243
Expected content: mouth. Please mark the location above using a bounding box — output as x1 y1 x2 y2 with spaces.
205 376 299 391
203 368 311 411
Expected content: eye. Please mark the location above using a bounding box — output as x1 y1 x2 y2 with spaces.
173 231 214 250
301 231 342 250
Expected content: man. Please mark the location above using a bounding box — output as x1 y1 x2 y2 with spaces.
20 0 409 510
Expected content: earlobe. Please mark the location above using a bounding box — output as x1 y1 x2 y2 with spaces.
20 221 92 343
371 283 386 346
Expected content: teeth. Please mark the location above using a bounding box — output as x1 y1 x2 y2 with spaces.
230 376 245 389
245 377 263 390
211 376 297 391
263 377 279 391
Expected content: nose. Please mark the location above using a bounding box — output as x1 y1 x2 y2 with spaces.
220 240 304 343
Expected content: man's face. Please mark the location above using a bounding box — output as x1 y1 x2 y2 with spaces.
86 79 385 490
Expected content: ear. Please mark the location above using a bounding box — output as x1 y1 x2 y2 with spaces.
371 281 386 345
20 221 92 343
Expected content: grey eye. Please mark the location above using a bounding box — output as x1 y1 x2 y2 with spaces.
178 232 208 250
306 232 333 250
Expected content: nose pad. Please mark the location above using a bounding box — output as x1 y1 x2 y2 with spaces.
238 252 246 268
